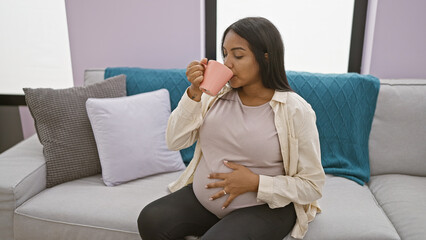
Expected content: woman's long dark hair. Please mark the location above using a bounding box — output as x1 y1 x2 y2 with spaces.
222 17 293 92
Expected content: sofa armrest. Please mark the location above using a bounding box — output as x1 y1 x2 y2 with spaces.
0 134 46 240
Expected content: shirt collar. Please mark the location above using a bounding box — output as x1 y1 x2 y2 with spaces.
216 84 233 99
271 90 288 104
217 85 289 105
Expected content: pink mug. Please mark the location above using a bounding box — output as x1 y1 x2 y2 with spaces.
199 60 233 96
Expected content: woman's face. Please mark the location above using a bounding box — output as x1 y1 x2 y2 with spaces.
222 30 262 89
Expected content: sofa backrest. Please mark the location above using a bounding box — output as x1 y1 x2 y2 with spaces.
84 69 105 86
368 79 426 177
84 70 426 178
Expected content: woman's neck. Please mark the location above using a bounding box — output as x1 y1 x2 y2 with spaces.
237 85 274 106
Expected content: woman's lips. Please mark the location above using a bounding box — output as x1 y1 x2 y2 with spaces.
228 76 237 87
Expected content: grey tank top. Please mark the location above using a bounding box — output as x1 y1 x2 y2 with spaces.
193 89 284 218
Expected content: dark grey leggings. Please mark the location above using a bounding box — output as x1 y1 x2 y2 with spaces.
138 184 296 240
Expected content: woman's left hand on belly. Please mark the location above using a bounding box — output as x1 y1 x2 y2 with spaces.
206 161 260 209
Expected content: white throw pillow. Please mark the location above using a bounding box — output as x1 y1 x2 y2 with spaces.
86 89 185 186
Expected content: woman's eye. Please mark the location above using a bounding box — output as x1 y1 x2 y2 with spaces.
235 55 243 59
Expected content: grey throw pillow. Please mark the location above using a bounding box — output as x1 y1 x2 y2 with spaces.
24 75 127 187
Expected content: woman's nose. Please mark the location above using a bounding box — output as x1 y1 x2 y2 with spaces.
223 58 232 69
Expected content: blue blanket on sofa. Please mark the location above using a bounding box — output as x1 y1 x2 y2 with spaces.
105 68 380 185
286 71 380 185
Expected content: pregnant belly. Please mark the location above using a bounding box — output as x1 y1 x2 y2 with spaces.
192 156 265 218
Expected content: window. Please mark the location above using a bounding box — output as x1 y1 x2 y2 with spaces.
0 0 73 105
206 0 368 74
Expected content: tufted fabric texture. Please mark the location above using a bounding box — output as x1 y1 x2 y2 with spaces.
104 68 195 165
287 71 380 185
23 75 127 187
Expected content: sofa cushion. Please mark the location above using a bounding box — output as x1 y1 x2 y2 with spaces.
23 75 127 187
369 174 426 240
369 79 426 176
86 89 185 186
288 72 380 185
284 175 400 240
14 173 401 240
14 171 184 240
104 67 196 165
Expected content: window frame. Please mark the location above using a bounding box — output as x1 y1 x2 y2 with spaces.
0 0 368 106
205 0 368 72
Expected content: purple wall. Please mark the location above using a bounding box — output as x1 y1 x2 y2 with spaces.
65 0 204 87
362 0 426 79
20 0 204 139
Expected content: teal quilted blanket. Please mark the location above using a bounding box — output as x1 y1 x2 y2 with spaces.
105 68 380 185
287 71 380 185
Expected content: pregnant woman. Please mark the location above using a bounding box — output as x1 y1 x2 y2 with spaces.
138 17 325 240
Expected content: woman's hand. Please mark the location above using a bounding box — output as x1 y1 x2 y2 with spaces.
185 58 208 102
206 161 260 209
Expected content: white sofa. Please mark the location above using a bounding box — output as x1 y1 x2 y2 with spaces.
1 70 425 240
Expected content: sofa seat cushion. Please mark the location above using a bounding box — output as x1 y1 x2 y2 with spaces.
369 174 426 240
286 175 400 240
14 171 184 240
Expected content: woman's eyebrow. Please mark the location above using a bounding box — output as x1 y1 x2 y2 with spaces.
231 47 246 51
223 47 246 52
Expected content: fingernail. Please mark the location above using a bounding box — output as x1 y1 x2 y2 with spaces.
222 206 226 210
207 175 210 178
205 185 208 189
224 160 228 164
209 198 213 201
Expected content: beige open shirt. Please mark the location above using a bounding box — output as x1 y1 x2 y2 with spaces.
167 85 325 239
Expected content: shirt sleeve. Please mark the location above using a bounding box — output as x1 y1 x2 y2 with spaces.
166 88 204 151
257 107 325 208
